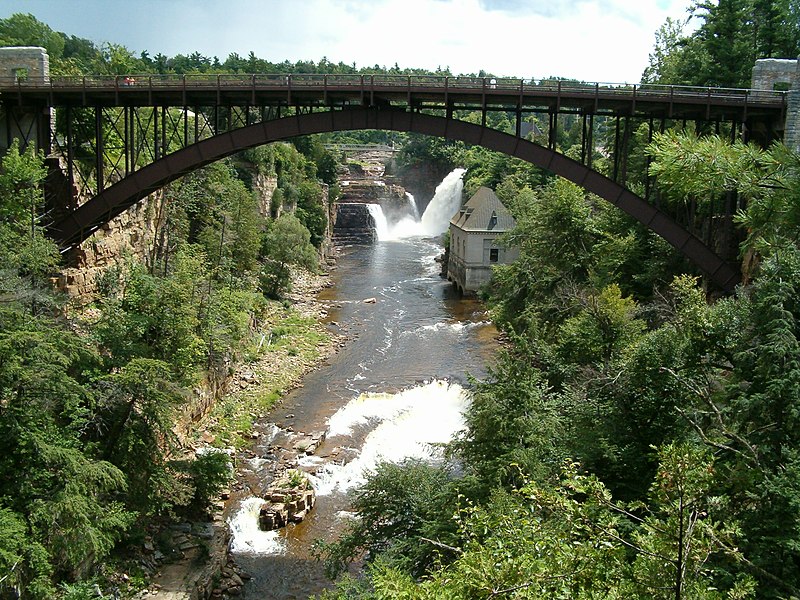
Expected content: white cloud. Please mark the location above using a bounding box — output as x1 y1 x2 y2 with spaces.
4 0 695 82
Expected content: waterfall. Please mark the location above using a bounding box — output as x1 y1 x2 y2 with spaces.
418 168 466 236
365 168 465 241
406 192 420 220
366 203 389 241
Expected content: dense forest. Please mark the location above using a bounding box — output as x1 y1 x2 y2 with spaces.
1 0 800 598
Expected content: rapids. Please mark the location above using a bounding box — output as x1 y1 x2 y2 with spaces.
227 168 497 598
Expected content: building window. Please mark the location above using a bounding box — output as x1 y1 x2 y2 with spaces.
490 248 499 262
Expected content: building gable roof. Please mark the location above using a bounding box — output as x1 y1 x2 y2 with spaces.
450 186 516 232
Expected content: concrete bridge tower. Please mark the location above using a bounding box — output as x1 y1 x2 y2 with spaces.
0 46 50 153
752 56 800 152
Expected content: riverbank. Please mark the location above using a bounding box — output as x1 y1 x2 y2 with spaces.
195 265 347 452
133 262 348 600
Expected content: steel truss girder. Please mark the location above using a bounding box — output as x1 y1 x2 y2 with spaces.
50 107 741 293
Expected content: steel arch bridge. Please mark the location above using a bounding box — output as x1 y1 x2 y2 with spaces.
1 73 790 291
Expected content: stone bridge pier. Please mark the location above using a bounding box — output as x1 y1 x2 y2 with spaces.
752 56 800 152
0 46 51 153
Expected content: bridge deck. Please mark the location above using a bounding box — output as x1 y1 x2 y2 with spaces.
1 74 786 121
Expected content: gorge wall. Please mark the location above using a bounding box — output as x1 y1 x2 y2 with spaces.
333 148 409 244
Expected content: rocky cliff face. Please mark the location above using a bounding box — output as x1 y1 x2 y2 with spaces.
333 149 409 244
57 191 166 302
252 172 278 218
389 159 453 215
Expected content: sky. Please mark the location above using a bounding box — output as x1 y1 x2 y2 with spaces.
3 0 698 83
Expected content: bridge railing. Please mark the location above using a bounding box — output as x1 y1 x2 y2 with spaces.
0 73 787 105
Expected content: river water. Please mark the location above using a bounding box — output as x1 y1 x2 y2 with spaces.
227 171 498 599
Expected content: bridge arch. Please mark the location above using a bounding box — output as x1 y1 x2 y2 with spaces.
50 107 740 292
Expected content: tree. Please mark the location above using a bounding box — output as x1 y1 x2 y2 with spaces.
557 283 646 367
316 460 462 579
452 347 563 491
321 450 750 599
259 214 317 298
0 13 64 60
0 140 61 314
643 1 800 87
95 358 186 516
0 309 131 596
624 444 752 600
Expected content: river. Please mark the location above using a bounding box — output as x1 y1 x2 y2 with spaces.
226 170 498 599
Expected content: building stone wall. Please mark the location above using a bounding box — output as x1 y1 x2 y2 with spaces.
752 57 800 152
447 228 518 293
0 47 51 154
0 46 49 82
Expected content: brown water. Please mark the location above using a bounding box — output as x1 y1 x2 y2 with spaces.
227 238 498 599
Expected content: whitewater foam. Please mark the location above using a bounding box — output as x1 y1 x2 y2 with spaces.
314 380 469 495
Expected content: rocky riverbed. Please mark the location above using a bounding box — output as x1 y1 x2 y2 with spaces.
133 263 349 600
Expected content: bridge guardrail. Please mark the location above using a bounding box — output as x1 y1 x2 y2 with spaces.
0 73 787 106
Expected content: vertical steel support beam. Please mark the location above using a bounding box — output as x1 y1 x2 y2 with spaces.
581 112 588 164
587 113 594 169
161 105 167 158
130 106 137 171
38 106 51 154
66 105 75 197
124 106 129 175
612 115 621 182
183 105 188 148
153 105 159 159
95 106 104 192
645 116 654 201
619 115 631 185
548 111 557 150
4 105 11 150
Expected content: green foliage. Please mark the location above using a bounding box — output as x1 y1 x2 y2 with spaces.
0 140 47 225
647 130 777 206
626 443 751 599
0 141 61 313
324 451 749 599
94 257 206 382
315 460 462 579
0 306 132 595
0 13 65 59
260 213 318 298
295 179 329 248
648 131 800 264
642 0 800 87
452 349 563 491
557 284 646 367
171 451 233 518
96 358 184 516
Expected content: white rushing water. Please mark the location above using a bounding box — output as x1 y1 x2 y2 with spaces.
366 203 390 240
369 168 466 241
406 192 420 220
418 168 466 236
311 380 469 496
228 380 470 554
228 497 286 555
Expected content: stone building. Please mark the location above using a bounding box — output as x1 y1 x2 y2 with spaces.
447 187 518 293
